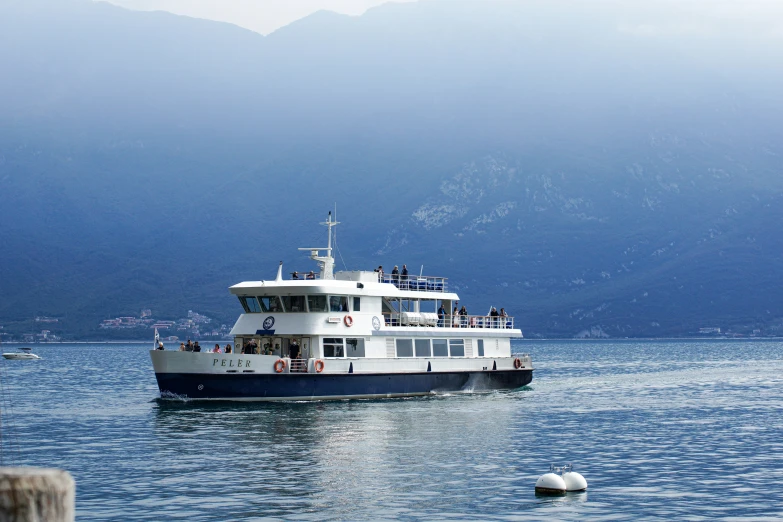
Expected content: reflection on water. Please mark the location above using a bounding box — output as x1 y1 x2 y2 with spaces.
2 340 783 520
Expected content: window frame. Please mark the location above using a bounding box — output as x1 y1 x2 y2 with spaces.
395 339 414 358
432 339 448 357
281 295 307 313
323 337 345 358
414 339 431 357
449 339 465 357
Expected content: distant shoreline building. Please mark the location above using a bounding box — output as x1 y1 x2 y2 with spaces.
698 327 721 334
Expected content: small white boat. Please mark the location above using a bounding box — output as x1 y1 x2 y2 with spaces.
2 347 42 360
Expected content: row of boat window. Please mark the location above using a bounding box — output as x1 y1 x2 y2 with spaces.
395 338 484 358
321 338 484 358
239 295 360 314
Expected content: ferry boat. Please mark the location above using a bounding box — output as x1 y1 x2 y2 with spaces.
150 213 532 400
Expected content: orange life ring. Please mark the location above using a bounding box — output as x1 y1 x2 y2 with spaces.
274 359 286 373
344 315 353 327
513 357 522 369
314 359 325 373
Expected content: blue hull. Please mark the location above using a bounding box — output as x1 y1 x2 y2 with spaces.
155 370 533 401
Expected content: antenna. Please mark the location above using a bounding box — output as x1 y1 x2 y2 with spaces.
298 211 340 280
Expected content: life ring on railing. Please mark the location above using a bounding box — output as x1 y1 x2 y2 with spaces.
274 359 286 373
314 359 325 373
344 315 354 327
513 357 522 369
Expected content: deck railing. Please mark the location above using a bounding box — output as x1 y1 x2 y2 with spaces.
380 274 448 292
382 313 514 329
289 358 308 373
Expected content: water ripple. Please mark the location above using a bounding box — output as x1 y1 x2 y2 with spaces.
0 340 781 520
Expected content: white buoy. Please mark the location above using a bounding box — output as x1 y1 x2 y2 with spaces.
534 473 566 494
562 470 588 492
536 464 587 495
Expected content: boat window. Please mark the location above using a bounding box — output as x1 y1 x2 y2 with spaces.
281 295 306 313
323 338 344 358
432 339 448 357
353 297 361 312
396 339 413 357
259 296 283 313
477 339 485 357
346 338 365 357
449 339 465 357
308 295 328 312
329 295 349 312
239 296 261 313
415 339 431 357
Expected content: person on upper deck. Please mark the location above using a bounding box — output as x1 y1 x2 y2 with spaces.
401 264 409 288
438 303 446 327
489 307 499 328
292 271 299 280
213 343 222 353
185 340 193 352
157 342 164 350
179 342 185 351
193 341 202 352
374 265 384 282
391 266 399 285
225 344 232 353
306 271 316 279
459 306 468 327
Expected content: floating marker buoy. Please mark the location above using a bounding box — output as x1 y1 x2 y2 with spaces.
562 470 588 492
536 464 587 495
534 473 566 495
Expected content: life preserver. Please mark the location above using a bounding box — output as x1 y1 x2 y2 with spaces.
314 359 325 373
344 315 353 327
274 359 286 373
513 357 522 369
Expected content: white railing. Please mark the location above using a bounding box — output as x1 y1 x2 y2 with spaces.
289 358 309 373
380 274 448 292
383 313 514 329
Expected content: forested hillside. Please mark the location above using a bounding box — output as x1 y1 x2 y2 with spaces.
1 0 782 339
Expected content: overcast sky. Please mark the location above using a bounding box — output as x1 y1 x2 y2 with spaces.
101 0 415 35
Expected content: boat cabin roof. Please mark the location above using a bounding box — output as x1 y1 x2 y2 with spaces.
230 271 459 300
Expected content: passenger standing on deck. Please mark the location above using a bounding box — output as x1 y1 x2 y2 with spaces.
225 344 232 353
179 342 185 351
391 265 399 286
292 271 299 280
193 341 202 352
289 339 300 359
438 303 446 327
185 340 193 352
459 306 468 328
499 308 509 328
490 307 499 328
401 264 409 288
453 306 460 327
306 271 315 279
213 343 222 353
375 265 384 282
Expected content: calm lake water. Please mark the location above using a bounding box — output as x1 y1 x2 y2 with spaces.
1 340 782 520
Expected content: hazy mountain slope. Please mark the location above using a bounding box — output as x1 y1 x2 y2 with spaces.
1 0 782 338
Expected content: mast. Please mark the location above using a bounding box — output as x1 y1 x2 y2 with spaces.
298 211 339 280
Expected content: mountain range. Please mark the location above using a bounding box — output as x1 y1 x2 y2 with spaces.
1 0 782 339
